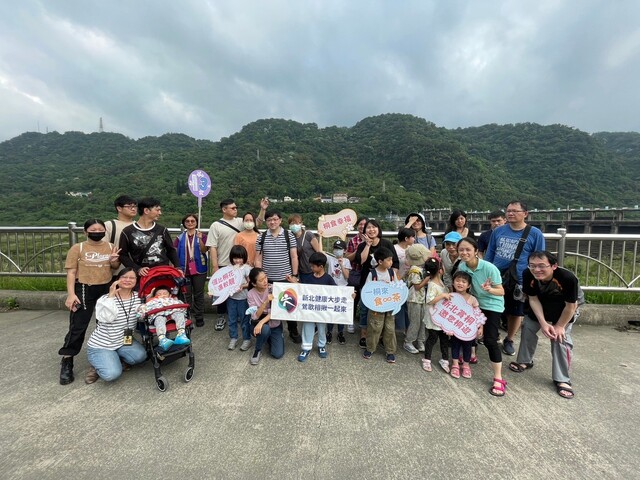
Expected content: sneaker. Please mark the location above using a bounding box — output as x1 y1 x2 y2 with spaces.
318 346 328 358
174 332 191 346
421 358 432 372
250 350 261 365
297 349 311 362
239 339 251 351
347 325 355 334
158 336 174 351
228 338 238 350
359 337 367 349
438 359 450 373
215 316 226 331
502 338 516 356
417 341 425 352
289 332 302 344
195 318 205 327
403 342 419 354
326 331 333 344
337 332 346 345
362 350 372 360
386 354 396 364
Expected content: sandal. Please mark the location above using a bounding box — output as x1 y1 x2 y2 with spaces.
450 365 460 379
489 378 507 397
421 358 432 372
509 361 534 373
461 364 472 378
555 381 574 399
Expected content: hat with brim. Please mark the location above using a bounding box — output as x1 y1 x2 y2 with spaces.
405 244 431 266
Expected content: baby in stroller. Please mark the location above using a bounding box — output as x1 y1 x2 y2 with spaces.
137 286 191 351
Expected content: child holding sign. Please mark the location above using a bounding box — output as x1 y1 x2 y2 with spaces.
449 271 480 379
362 248 398 363
298 252 336 362
422 258 451 373
227 246 252 351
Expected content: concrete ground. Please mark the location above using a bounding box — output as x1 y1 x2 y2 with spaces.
0 309 639 480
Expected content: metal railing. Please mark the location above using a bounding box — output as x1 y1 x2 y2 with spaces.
1 223 639 292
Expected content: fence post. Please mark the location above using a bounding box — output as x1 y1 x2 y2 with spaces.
557 227 567 267
68 222 77 248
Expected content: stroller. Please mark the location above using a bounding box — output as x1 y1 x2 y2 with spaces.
138 266 195 392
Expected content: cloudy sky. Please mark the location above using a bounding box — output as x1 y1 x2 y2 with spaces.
1 0 639 143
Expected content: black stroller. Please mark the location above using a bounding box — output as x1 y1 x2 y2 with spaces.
138 266 195 392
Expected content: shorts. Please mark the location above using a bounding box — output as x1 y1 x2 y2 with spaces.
504 291 524 316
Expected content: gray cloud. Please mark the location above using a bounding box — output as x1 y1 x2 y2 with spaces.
1 0 639 142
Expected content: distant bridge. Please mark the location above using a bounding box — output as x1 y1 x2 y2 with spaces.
419 206 640 234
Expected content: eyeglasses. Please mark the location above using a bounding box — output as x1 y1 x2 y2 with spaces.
226 206 238 210
506 209 525 214
528 263 551 270
184 219 197 223
122 204 137 209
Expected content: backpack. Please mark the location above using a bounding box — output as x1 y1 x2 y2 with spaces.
371 267 395 282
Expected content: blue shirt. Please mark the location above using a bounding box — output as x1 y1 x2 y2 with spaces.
484 224 545 283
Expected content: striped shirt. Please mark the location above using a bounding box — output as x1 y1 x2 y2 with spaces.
255 229 296 281
87 294 141 350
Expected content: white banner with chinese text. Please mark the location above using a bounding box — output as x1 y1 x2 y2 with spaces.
270 282 354 325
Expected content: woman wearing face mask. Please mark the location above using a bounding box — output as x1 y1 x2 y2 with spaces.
174 213 208 327
288 214 320 281
58 219 121 385
234 212 260 266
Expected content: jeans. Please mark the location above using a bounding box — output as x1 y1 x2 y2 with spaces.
327 323 344 334
87 341 147 382
253 323 284 359
301 322 326 351
227 297 251 340
359 298 369 328
394 302 409 331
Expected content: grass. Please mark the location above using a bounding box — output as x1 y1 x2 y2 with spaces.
1 276 639 305
0 277 66 292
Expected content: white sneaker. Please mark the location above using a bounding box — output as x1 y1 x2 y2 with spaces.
347 325 355 334
403 342 419 354
227 338 238 350
239 339 251 351
417 341 425 352
439 359 450 373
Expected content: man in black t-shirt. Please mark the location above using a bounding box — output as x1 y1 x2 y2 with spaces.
509 251 580 399
119 197 179 276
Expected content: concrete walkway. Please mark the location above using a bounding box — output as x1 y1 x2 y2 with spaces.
0 309 639 480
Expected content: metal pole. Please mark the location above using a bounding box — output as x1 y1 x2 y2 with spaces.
68 222 77 247
557 227 567 267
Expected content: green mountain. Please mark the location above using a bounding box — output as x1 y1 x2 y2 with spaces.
0 114 638 226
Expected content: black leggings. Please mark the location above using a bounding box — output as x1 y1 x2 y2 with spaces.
481 309 503 364
424 329 449 361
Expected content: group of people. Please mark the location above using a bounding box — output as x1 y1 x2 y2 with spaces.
58 196 580 399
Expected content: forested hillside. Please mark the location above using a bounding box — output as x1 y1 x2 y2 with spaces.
0 114 638 226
